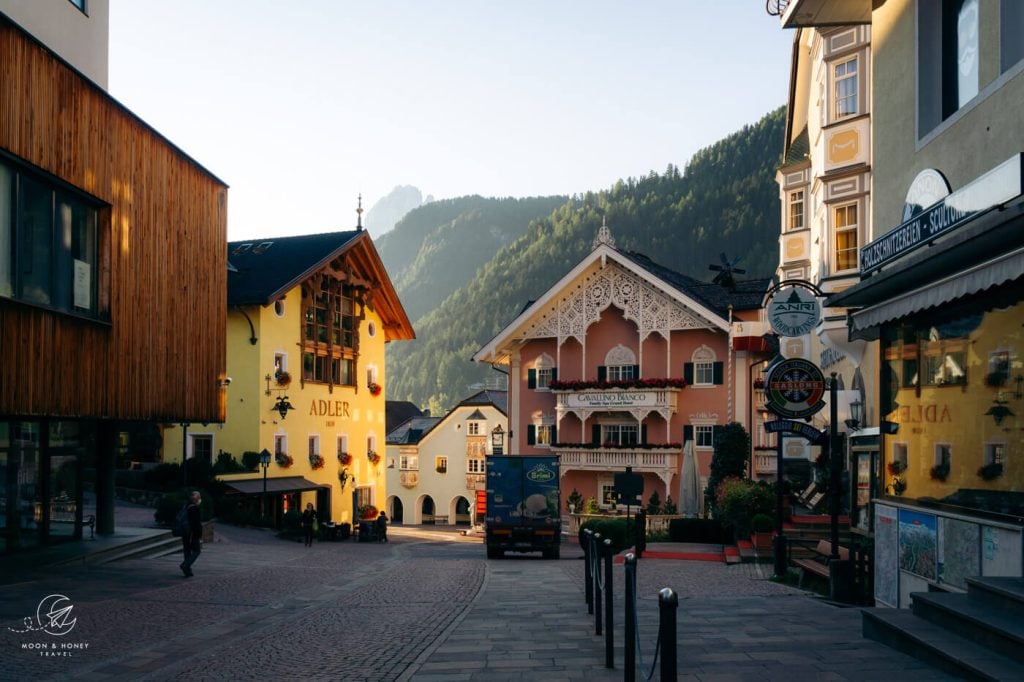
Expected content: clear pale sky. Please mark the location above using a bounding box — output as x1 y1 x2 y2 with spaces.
108 2 793 242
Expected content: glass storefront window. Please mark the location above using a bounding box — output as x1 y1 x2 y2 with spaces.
881 299 1022 516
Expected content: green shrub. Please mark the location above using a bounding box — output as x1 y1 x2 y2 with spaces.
750 513 774 534
241 451 262 472
668 517 729 543
579 517 636 554
584 496 601 514
213 452 246 474
716 478 774 538
646 490 662 515
662 495 678 515
143 463 184 492
566 488 584 512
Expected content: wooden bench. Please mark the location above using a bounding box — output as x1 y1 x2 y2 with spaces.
792 539 848 587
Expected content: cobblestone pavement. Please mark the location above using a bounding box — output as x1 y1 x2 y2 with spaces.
1 528 957 681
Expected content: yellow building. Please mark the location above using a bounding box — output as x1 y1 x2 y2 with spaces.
164 224 414 527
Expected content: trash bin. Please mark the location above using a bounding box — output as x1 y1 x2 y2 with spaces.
359 521 378 542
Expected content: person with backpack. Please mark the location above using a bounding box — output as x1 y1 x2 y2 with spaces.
375 511 388 543
179 491 203 577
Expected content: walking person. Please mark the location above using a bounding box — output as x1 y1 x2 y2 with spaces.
301 502 318 547
179 491 203 577
376 511 388 543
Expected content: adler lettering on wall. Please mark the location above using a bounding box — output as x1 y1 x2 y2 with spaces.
309 400 351 418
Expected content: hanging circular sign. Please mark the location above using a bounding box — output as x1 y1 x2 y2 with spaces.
767 285 821 338
764 358 827 420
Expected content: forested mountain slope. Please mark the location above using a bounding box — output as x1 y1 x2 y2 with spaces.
385 106 785 412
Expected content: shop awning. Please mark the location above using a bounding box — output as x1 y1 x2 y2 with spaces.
224 476 323 495
849 246 1024 338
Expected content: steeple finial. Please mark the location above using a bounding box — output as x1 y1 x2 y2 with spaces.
593 218 615 249
356 194 364 231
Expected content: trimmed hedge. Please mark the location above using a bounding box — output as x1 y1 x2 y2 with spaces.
579 517 640 554
667 517 731 544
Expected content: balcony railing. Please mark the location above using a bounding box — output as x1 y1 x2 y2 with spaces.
753 450 777 475
555 446 679 472
465 473 486 490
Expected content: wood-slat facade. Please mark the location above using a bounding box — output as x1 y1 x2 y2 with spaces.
0 17 227 423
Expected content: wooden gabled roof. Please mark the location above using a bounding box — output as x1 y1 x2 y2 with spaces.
227 230 414 341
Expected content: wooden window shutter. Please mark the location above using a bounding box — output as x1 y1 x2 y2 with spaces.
527 369 536 389
713 362 724 385
550 367 558 382
527 425 536 445
683 425 693 442
640 424 647 444
592 425 601 444
684 363 694 384
632 364 640 378
597 366 607 381
550 425 557 444
713 424 724 446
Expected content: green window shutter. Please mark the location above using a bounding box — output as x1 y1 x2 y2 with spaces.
550 425 557 444
683 425 693 442
527 369 536 389
550 367 557 382
713 362 724 385
592 425 601 444
684 363 694 384
597 366 607 382
713 425 724 447
640 424 647 444
527 425 536 445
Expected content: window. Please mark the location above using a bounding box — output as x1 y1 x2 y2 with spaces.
468 422 480 436
935 443 952 468
687 346 719 386
367 435 377 456
275 435 287 456
337 435 348 457
529 354 556 389
274 353 287 375
833 56 859 118
190 435 213 465
984 442 1005 466
366 366 377 387
607 364 637 381
300 283 357 385
919 0 980 132
308 436 319 458
788 190 805 231
274 299 285 317
536 424 554 446
1001 0 1024 72
435 456 448 474
892 443 908 469
68 0 86 11
536 367 553 388
355 486 373 510
400 454 418 470
467 457 485 474
601 424 638 447
834 203 859 272
695 425 715 448
0 159 101 316
599 480 617 507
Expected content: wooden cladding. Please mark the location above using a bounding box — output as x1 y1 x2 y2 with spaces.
0 20 227 422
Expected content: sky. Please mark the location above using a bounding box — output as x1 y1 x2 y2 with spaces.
108 2 794 242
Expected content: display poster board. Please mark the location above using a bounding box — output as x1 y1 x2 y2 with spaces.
938 517 980 590
874 505 898 607
899 508 938 581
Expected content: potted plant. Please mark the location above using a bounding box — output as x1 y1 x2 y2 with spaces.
368 382 382 397
275 370 291 387
584 496 601 515
338 452 352 466
566 488 583 513
750 513 774 550
929 463 950 481
887 460 907 476
358 504 378 520
275 453 293 468
367 450 380 465
753 378 765 389
978 462 1004 481
310 454 325 470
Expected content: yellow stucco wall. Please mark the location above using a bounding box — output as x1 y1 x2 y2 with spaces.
164 285 390 525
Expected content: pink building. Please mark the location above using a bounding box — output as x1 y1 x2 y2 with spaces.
474 227 770 514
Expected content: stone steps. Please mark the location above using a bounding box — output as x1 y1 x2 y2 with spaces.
862 576 1024 680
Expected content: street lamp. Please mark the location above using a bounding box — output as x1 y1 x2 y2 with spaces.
259 448 271 519
845 398 864 432
491 425 504 455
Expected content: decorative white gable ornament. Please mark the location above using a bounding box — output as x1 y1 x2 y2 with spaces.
592 219 616 249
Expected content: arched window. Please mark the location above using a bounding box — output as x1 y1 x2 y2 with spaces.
528 353 556 390
603 344 637 381
685 346 722 386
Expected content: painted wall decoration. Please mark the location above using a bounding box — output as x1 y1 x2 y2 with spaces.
899 508 938 581
875 505 898 607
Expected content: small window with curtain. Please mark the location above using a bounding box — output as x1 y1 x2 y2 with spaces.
834 203 859 272
833 56 859 119
788 190 805 231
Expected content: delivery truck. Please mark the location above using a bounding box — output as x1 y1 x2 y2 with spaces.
485 454 561 559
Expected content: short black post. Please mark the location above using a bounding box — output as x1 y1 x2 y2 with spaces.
603 538 614 669
583 529 593 614
635 509 646 559
594 532 603 635
659 587 678 682
624 553 637 682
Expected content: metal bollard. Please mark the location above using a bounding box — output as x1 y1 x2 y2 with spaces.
624 553 636 682
659 587 678 682
603 538 614 669
594 533 602 635
583 529 593 614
